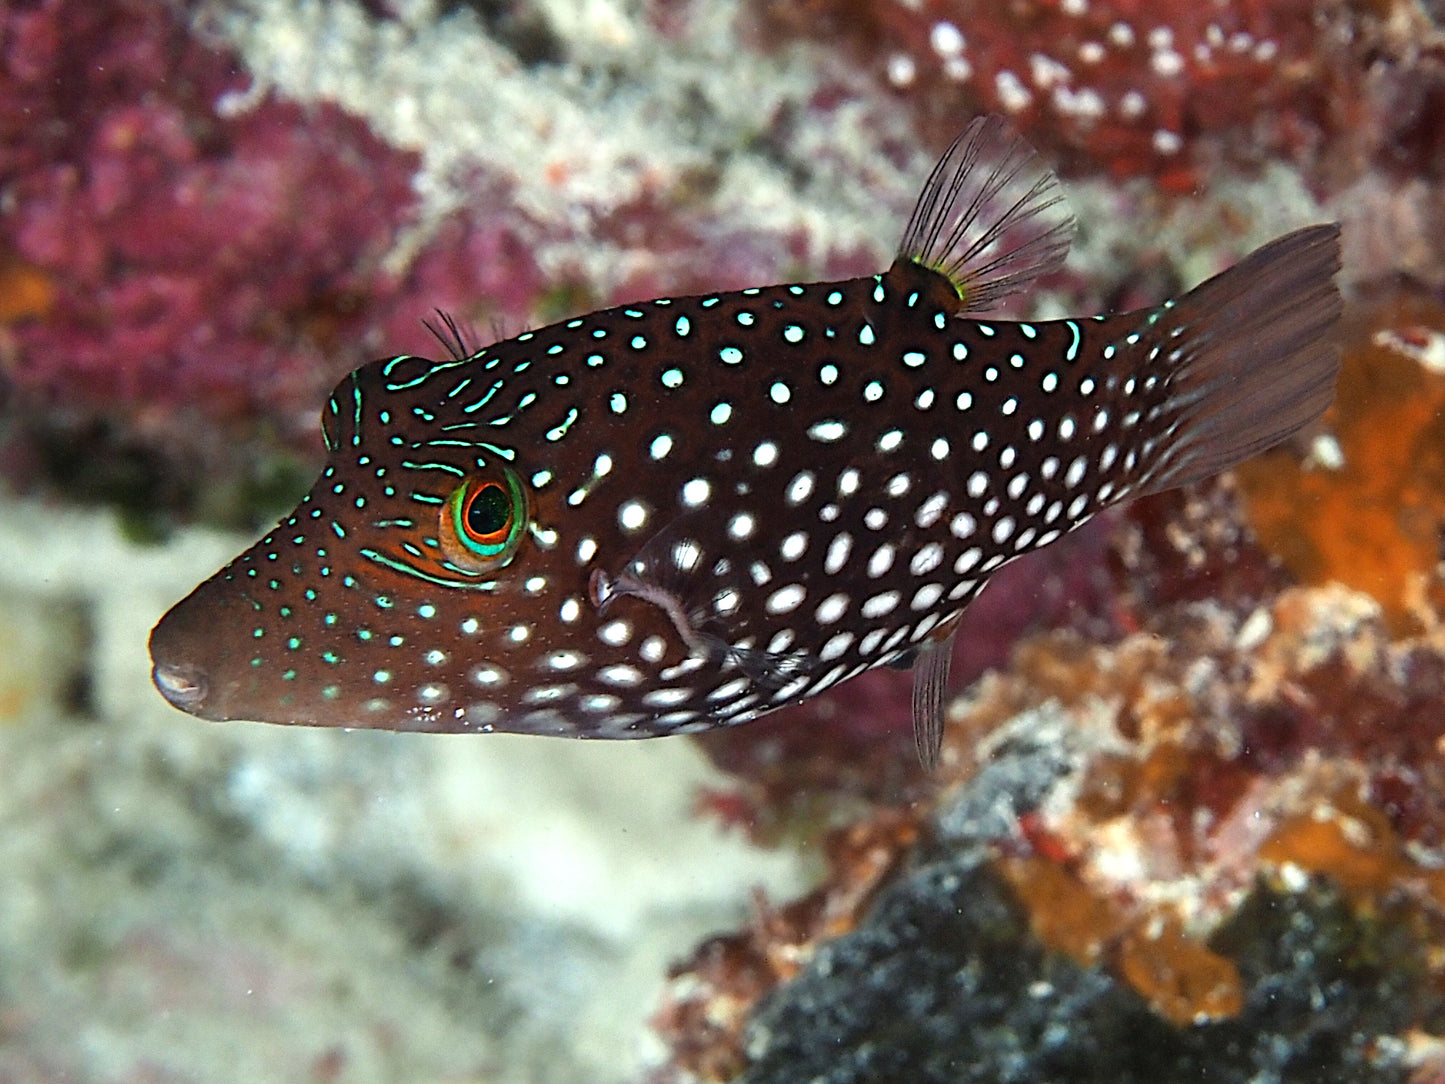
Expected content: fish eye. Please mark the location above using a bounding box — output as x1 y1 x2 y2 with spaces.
441 466 529 571
464 482 511 543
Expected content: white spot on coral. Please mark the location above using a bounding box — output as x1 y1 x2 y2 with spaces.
1152 129 1183 155
418 683 450 706
931 20 964 56
1028 53 1070 89
911 583 944 611
1151 48 1184 77
787 471 815 505
643 687 691 708
808 419 847 442
995 69 1033 112
820 631 855 662
469 664 509 687
682 477 711 507
887 52 916 86
599 620 632 646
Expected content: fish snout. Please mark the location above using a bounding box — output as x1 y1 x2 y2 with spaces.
148 586 231 720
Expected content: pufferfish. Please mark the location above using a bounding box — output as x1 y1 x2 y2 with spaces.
149 116 1343 767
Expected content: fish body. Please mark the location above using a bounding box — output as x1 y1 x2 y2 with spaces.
150 117 1343 764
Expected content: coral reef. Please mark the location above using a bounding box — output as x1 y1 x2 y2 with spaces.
0 0 404 525
743 0 1445 185
1 0 424 418
1236 286 1445 635
733 866 1428 1084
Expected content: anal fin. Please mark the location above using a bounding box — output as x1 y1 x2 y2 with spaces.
910 615 962 770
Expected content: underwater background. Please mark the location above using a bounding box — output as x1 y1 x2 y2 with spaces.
4 0 1445 1080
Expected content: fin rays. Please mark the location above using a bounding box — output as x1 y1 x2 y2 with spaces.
897 115 1076 315
1133 224 1343 494
909 627 956 771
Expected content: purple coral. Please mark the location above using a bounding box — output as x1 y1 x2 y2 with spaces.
0 0 428 437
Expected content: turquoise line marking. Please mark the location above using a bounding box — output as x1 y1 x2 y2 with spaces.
477 442 516 462
359 548 493 588
400 460 465 476
1065 320 1081 362
547 407 580 441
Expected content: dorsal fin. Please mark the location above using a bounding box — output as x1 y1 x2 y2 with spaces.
422 309 476 361
897 115 1075 316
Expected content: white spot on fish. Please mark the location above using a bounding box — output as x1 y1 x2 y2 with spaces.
861 591 900 618
766 584 806 614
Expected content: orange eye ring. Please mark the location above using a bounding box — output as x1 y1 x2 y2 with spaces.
440 466 529 571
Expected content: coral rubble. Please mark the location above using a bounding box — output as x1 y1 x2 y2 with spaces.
745 0 1445 186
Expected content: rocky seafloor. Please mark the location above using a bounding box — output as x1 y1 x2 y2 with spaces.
4 0 1445 1081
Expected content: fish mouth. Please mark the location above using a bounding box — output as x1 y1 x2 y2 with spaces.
151 659 210 713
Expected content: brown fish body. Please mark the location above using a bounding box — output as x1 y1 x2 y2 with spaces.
150 117 1343 764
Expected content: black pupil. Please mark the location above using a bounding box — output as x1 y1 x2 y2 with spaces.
466 483 511 537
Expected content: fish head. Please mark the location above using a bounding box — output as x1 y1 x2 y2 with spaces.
149 354 589 733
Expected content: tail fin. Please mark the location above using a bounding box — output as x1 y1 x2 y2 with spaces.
1137 224 1343 495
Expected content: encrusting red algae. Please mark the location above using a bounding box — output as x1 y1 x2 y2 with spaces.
150 117 1341 767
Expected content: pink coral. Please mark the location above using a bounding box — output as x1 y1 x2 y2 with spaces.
0 0 429 433
746 0 1360 181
